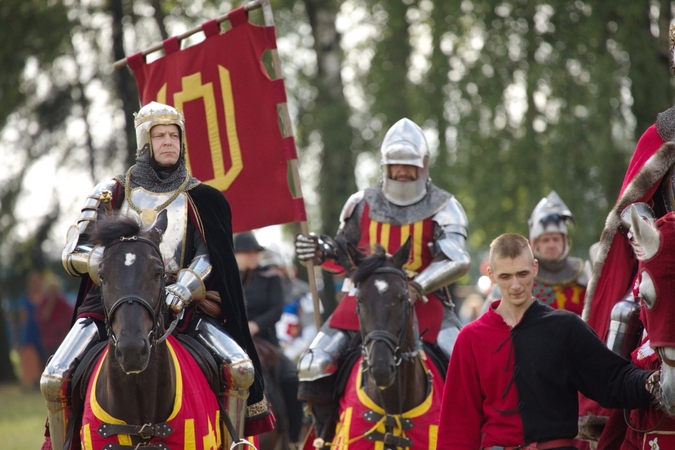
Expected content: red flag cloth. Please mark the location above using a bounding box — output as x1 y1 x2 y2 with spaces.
128 8 305 232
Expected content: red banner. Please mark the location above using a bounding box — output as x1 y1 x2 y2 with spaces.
128 7 305 232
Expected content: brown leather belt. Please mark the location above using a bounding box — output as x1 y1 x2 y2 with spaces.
483 439 574 450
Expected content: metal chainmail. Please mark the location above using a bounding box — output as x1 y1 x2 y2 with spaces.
362 183 452 226
656 105 675 143
535 256 585 286
120 158 200 194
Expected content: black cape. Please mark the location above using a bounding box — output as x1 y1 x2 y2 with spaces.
72 180 267 420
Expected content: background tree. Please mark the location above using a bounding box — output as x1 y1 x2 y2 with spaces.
2 0 675 381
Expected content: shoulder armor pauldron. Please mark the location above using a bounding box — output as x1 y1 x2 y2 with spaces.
339 191 365 230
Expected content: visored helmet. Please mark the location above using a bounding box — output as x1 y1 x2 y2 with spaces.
134 102 186 162
380 118 430 206
528 191 574 260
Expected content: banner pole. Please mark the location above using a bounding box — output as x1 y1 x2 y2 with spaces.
113 0 263 70
260 0 323 332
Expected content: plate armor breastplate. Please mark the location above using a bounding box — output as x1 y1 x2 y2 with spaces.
121 187 188 274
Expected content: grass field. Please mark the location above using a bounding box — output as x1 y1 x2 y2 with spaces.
0 383 48 449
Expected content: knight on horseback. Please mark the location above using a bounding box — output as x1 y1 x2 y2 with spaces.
41 102 274 450
294 118 471 443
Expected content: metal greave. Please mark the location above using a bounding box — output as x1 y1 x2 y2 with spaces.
192 318 253 446
40 317 100 450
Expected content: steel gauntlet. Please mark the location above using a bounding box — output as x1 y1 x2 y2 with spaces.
295 233 339 265
165 254 212 313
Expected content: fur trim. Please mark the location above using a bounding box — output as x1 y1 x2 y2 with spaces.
582 142 675 321
577 414 608 441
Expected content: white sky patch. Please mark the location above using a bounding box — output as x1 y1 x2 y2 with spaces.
125 253 136 266
374 279 388 294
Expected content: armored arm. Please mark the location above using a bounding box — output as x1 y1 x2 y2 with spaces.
295 191 364 266
61 179 116 284
165 235 213 312
411 198 471 295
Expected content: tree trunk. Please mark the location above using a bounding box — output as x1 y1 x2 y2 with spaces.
109 0 140 168
303 0 355 314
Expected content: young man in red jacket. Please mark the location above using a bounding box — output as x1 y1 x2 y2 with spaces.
438 233 657 450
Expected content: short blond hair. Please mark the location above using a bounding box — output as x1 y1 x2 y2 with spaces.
489 233 533 267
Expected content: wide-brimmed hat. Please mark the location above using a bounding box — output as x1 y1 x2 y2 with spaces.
234 232 264 253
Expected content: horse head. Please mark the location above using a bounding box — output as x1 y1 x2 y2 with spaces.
90 210 168 374
628 204 675 414
347 238 416 389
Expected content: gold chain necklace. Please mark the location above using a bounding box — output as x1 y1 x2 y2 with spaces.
124 167 191 226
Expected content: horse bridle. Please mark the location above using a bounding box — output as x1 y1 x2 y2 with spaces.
102 235 173 348
357 267 420 367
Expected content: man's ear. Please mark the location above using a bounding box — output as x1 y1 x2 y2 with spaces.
533 258 539 277
486 264 495 284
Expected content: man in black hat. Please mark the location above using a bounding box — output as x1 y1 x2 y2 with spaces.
234 232 304 446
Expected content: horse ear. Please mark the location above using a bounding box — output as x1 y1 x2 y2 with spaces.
392 236 412 269
346 242 367 268
147 209 168 244
629 204 660 260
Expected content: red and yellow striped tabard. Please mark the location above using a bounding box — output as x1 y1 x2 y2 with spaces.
330 202 445 343
532 280 586 316
80 335 222 450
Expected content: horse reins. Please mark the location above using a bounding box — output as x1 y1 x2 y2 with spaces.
102 235 175 347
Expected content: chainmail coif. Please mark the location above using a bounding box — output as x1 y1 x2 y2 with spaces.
121 148 200 193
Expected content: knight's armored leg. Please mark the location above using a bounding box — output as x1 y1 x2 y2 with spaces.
40 317 100 450
436 305 462 360
296 323 352 445
192 317 254 447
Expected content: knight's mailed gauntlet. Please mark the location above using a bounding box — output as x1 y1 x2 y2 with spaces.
165 254 212 313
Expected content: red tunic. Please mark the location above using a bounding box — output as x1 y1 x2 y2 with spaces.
80 335 222 450
330 203 445 343
330 355 444 449
438 302 522 449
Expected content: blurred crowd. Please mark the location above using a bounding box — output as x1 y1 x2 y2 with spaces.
8 270 74 390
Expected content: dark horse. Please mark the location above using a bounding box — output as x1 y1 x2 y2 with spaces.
73 210 226 449
317 239 443 449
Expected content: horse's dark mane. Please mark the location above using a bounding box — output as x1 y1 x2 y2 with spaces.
352 245 388 284
89 213 144 247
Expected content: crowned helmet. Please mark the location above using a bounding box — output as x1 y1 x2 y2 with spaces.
528 191 574 260
134 102 186 162
380 118 430 206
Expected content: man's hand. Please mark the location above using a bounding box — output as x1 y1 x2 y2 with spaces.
295 233 322 263
407 281 427 303
248 320 260 336
646 370 661 396
165 283 192 313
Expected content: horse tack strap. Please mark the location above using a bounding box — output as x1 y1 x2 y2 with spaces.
364 431 413 447
102 443 169 450
97 422 174 439
362 410 414 431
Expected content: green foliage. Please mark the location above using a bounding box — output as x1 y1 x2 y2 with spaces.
2 0 675 286
0 0 73 130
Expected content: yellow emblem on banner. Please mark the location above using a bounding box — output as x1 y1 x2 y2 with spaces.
154 65 243 191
